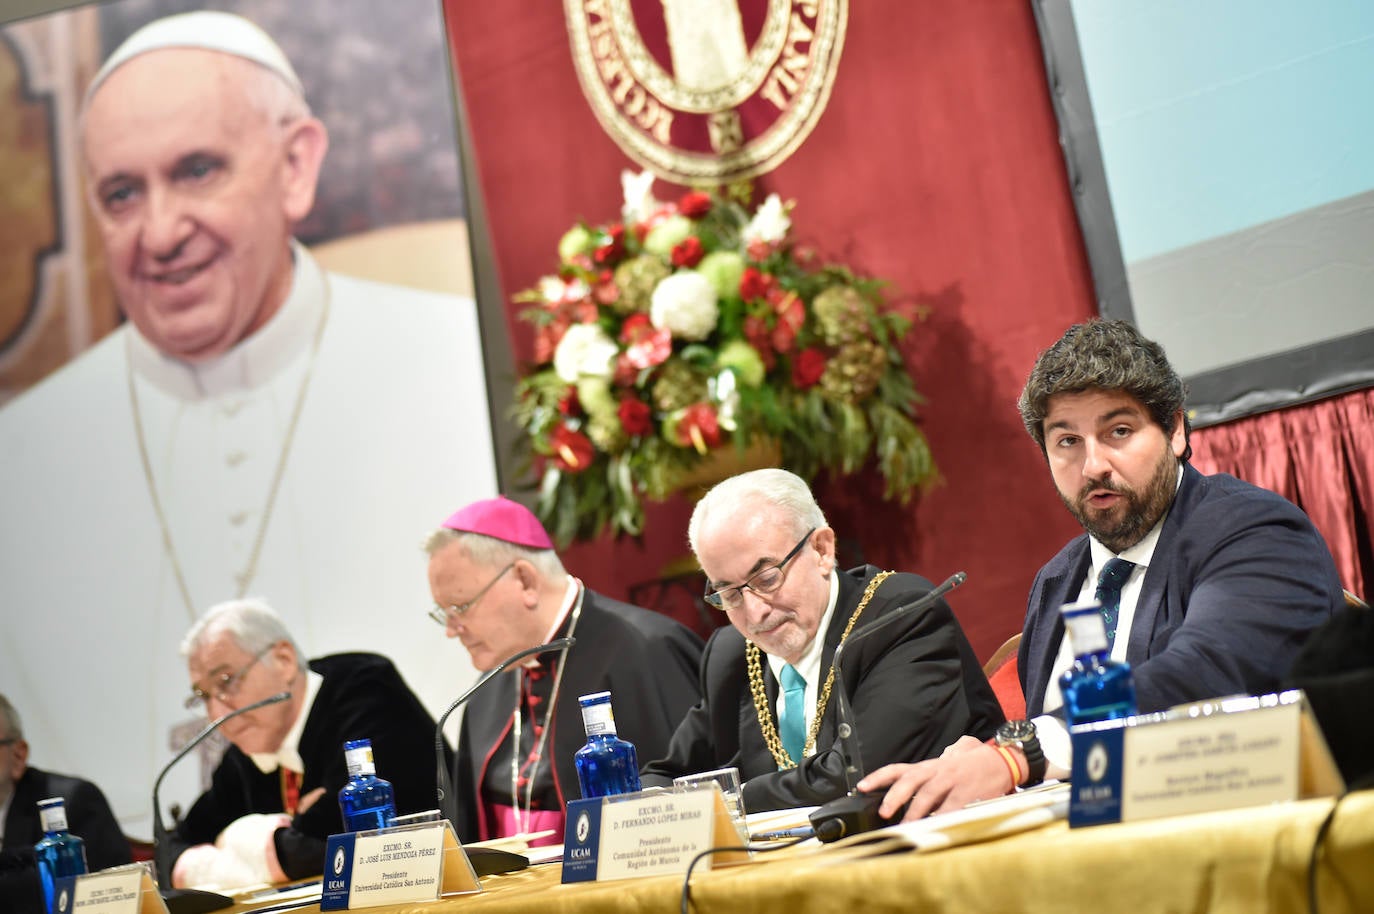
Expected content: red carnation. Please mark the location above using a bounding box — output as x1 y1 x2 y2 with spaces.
593 270 619 305
557 386 581 416
617 397 653 437
791 347 827 389
742 315 777 371
746 238 774 261
621 316 673 368
549 424 594 472
677 191 712 219
671 236 705 268
771 292 805 354
593 224 626 265
739 266 774 302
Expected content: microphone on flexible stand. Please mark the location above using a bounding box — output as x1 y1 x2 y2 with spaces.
152 690 291 914
809 572 967 842
433 636 575 875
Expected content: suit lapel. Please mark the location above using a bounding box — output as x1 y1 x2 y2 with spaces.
1027 545 1090 715
1124 464 1199 663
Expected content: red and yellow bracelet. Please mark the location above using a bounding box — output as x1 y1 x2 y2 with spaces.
992 745 1027 789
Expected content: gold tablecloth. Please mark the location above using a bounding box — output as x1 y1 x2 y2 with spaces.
229 791 1374 914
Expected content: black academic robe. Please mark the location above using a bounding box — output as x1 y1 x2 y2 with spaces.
3 766 131 869
452 590 703 842
170 653 443 880
1 767 130 914
641 565 1005 812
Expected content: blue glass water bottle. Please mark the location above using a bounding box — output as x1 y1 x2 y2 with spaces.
338 738 396 831
1058 600 1138 725
574 691 641 799
34 797 88 914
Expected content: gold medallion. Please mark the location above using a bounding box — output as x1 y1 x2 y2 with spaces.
564 0 848 184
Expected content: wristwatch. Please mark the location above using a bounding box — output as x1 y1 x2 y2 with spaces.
994 719 1046 786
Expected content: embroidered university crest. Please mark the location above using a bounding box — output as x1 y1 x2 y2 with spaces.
565 0 848 184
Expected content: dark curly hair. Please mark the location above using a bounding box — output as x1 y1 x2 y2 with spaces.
1018 319 1191 461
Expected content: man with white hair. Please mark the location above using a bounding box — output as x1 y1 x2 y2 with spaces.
640 469 1003 811
426 496 703 845
169 599 442 888
0 10 495 838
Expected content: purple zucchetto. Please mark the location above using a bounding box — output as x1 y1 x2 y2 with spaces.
440 497 555 550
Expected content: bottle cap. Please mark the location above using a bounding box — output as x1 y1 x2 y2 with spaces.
37 797 69 832
578 691 612 707
1060 600 1109 655
342 739 377 776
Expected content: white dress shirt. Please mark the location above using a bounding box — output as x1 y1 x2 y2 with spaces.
767 571 840 756
1034 467 1183 769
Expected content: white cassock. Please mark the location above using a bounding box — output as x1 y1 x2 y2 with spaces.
0 241 495 836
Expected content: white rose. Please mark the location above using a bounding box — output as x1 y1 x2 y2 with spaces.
711 368 740 432
539 276 589 303
650 271 719 341
621 169 664 224
743 193 791 245
553 323 618 382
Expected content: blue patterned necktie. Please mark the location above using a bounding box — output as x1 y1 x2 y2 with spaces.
778 664 807 766
1095 558 1136 651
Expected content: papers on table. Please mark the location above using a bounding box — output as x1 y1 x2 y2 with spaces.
883 782 1069 851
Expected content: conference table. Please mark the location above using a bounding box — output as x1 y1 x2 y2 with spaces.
224 790 1374 914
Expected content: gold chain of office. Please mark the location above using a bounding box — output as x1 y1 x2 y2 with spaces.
746 570 893 770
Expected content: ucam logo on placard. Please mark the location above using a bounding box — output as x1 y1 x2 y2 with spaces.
565 0 848 183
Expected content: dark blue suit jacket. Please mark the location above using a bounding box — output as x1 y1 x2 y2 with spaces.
1020 464 1342 717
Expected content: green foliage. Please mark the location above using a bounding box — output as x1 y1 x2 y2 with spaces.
512 183 940 546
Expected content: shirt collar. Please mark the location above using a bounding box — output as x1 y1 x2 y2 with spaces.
766 569 840 686
127 240 325 400
249 667 323 775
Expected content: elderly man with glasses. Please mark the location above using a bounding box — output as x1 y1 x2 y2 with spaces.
425 497 703 846
640 469 1003 812
0 694 130 872
167 599 441 889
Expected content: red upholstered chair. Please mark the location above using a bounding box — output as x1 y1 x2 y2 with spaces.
982 633 1026 721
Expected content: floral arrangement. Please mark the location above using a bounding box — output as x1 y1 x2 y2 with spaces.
513 171 937 545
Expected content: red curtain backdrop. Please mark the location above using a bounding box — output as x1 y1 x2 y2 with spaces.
1191 389 1374 602
442 1 1105 658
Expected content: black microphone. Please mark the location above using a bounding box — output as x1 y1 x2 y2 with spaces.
152 691 290 912
810 572 967 842
432 637 575 876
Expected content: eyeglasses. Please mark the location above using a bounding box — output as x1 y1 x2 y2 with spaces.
704 527 816 611
0 738 18 747
184 644 272 710
429 562 515 626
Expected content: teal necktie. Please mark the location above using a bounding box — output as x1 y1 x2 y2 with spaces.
779 664 807 766
1095 557 1136 651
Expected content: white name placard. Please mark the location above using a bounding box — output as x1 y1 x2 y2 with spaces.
562 787 747 883
54 865 167 914
1070 690 1344 827
320 820 478 910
